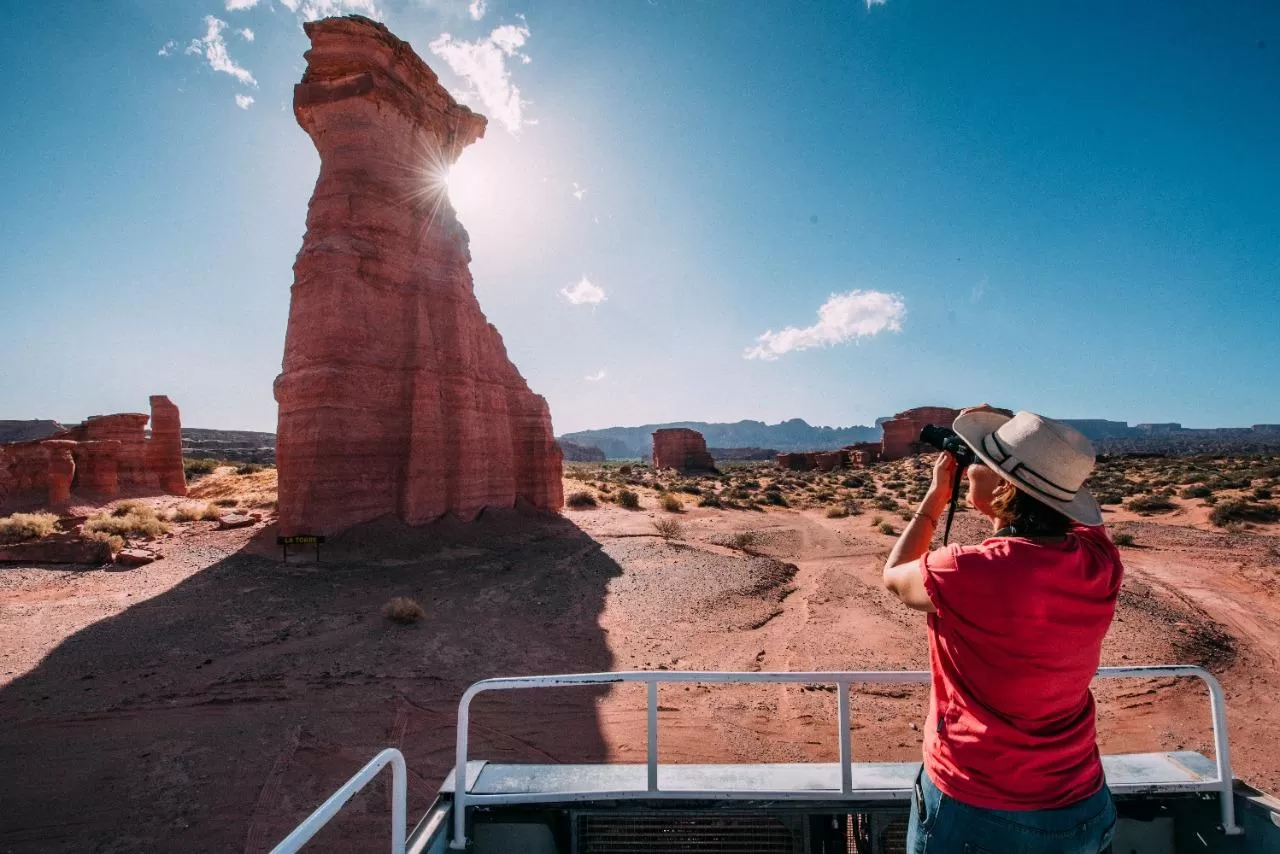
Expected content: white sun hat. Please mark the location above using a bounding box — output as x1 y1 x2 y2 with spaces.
952 409 1103 527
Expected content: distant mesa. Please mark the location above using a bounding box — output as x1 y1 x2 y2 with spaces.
651 428 717 473
560 419 880 460
273 16 562 536
559 441 606 463
0 396 187 509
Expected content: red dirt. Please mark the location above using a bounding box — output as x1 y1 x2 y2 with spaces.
1 485 1278 851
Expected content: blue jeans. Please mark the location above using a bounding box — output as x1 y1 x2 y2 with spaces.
907 767 1116 854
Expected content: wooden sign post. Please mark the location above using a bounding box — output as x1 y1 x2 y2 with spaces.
278 535 325 563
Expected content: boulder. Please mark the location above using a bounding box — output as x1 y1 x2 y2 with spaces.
115 548 158 567
274 16 563 536
217 514 257 530
0 535 111 565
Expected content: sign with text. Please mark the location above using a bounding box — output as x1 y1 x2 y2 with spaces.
277 535 325 545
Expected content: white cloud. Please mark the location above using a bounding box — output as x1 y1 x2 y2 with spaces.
235 94 255 109
429 23 531 134
279 0 382 21
186 16 256 86
744 289 906 360
572 182 586 201
226 0 260 9
561 276 606 306
468 0 486 20
238 27 255 41
865 0 887 7
584 369 607 382
158 40 177 57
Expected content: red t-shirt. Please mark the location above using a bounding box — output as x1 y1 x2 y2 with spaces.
919 525 1124 810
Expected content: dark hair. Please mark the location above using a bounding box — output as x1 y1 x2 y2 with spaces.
990 480 1072 537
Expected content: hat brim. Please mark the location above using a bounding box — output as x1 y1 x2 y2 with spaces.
952 410 1104 527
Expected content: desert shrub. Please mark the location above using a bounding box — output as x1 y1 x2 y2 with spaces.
618 465 632 475
653 518 683 540
871 515 884 526
86 530 125 557
814 490 834 502
1127 495 1176 513
873 496 899 511
214 497 239 507
172 502 222 522
727 531 757 551
763 491 788 507
844 500 863 516
0 512 59 543
1180 485 1212 499
659 493 684 513
597 482 612 493
1112 532 1135 547
1210 501 1280 527
1208 475 1253 491
183 458 219 478
841 476 865 488
1253 487 1273 500
382 596 424 624
698 494 723 508
899 510 914 521
236 463 264 476
86 504 169 538
616 489 641 510
825 505 848 519
677 484 702 496
878 522 898 536
566 491 598 509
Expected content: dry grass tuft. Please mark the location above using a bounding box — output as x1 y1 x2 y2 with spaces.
171 502 222 522
0 512 60 544
86 530 125 557
659 493 684 513
653 518 684 540
565 491 598 509
382 596 425 624
87 504 169 539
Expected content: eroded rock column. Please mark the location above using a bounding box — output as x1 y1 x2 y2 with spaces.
275 16 562 535
42 441 76 505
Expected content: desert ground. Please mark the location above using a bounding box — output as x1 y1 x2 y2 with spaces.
1 455 1278 852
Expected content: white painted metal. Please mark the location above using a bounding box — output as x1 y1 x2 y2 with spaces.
448 666 1239 848
270 747 407 854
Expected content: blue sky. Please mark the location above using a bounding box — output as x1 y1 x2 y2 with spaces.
1 0 1277 434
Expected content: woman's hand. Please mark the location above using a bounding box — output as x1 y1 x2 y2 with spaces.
926 451 958 508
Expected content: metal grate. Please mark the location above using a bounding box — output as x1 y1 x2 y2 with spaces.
575 812 804 853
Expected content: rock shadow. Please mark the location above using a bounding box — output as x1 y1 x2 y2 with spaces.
0 510 621 853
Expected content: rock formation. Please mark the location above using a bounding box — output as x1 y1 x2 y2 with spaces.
42 441 76 505
146 396 187 495
274 16 562 535
651 428 716 472
0 397 186 508
879 406 963 460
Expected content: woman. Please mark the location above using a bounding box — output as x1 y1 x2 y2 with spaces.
882 406 1124 854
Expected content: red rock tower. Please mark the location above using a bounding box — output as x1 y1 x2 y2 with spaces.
275 16 563 535
651 429 716 472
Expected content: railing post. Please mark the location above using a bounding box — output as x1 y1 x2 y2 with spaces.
268 748 406 854
1201 670 1241 835
837 683 852 794
647 680 659 792
451 686 478 850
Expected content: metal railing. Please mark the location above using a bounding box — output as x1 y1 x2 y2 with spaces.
449 666 1239 848
270 747 407 854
